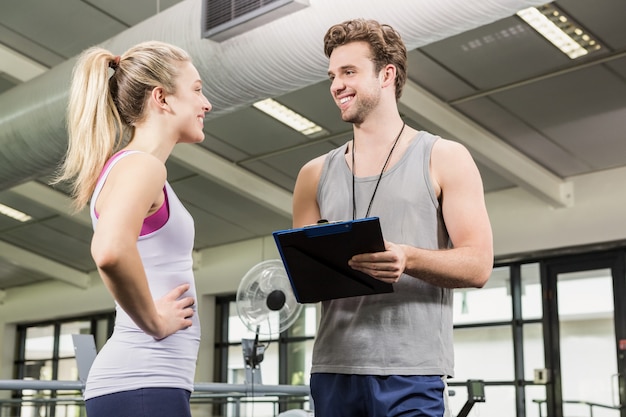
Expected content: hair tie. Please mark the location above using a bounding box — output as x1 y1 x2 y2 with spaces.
109 56 121 70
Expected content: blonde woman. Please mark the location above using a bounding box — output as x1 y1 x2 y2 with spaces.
54 41 211 417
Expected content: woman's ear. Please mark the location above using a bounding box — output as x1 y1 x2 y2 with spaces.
150 86 169 110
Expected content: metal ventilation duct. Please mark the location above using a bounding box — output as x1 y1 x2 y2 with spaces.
0 0 546 191
202 0 309 41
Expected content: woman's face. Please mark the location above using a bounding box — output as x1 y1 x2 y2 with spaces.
167 61 212 144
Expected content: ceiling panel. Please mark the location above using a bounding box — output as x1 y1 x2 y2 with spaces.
0 0 127 60
0 261 50 288
174 176 291 236
0 24 65 70
42 217 93 245
2 223 92 270
88 0 183 26
0 74 17 94
606 57 626 78
560 0 626 51
165 160 198 183
493 66 626 129
455 97 591 178
420 16 576 91
185 204 254 248
240 160 300 192
277 81 348 134
0 190 60 220
198 132 250 162
490 65 626 172
407 50 476 102
206 107 309 156
239 132 350 187
0 215 20 234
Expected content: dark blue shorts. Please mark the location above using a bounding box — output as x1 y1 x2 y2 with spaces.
310 374 447 417
85 387 191 417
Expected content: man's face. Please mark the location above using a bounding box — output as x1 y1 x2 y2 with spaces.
327 41 382 125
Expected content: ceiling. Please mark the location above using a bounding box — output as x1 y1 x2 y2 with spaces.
0 0 625 293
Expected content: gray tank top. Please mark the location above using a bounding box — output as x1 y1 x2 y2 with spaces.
313 131 454 376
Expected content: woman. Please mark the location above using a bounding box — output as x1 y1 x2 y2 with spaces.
54 41 212 417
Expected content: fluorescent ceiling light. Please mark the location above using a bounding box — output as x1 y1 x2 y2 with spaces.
0 203 32 222
517 5 602 59
253 98 328 138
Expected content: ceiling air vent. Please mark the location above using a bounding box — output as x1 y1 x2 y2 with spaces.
202 0 309 42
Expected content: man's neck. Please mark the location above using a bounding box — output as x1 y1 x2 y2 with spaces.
353 110 404 145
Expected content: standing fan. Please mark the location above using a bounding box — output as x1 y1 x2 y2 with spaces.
236 259 303 384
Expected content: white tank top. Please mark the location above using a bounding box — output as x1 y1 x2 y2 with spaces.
84 151 201 399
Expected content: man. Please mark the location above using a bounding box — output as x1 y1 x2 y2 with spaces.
292 19 494 417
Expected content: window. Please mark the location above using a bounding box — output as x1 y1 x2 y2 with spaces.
450 263 540 416
453 265 512 324
214 296 315 416
13 313 114 417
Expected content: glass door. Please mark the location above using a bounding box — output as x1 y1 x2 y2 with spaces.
541 251 626 417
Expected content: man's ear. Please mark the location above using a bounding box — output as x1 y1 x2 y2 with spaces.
380 64 396 88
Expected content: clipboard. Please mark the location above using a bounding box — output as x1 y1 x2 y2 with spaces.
272 217 394 303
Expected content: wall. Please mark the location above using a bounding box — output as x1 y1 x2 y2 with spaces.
1 164 625 383
488 164 626 256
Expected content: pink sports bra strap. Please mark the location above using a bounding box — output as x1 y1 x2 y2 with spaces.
95 150 170 236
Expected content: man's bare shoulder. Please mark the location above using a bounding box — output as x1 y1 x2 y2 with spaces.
431 137 476 165
432 136 469 152
298 153 327 177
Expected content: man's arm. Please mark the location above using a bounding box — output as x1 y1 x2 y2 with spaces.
292 155 325 228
